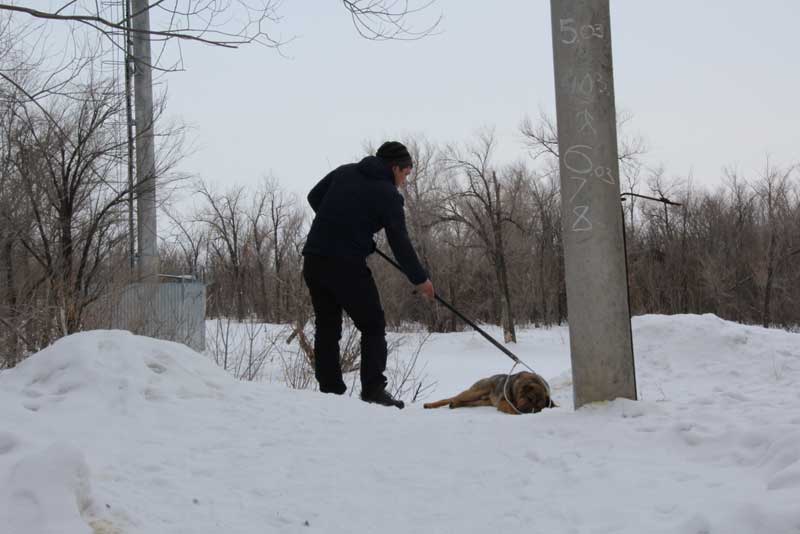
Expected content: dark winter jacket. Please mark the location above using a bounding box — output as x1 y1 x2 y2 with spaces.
302 156 428 285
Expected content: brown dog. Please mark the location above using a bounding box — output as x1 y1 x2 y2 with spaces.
423 371 556 415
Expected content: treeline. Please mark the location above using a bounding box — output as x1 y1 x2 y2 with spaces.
0 80 140 366
1 78 797 370
161 132 800 340
0 72 182 367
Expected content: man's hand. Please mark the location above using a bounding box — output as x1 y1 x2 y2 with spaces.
415 279 435 301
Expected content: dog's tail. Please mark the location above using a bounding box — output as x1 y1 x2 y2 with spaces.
423 398 452 409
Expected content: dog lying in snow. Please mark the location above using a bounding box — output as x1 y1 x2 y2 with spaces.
423 371 556 415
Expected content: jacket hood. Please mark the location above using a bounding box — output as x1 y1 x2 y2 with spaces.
357 156 394 184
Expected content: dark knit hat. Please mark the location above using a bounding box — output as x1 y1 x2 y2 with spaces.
376 141 413 169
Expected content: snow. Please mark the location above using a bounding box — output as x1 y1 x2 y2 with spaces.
1 314 800 534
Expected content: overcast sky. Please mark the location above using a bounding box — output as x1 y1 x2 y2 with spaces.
161 1 799 201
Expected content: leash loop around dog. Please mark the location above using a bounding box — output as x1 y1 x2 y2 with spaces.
503 360 524 415
503 359 553 415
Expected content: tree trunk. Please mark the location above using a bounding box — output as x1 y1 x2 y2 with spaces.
538 225 549 326
492 233 516 343
257 256 269 321
448 277 458 332
233 263 245 321
680 204 689 313
762 229 777 328
3 237 19 366
273 241 281 322
497 261 516 343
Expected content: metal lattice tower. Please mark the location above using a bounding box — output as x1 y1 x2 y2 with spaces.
99 0 137 272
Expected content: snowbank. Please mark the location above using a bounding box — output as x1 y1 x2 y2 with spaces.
1 315 799 533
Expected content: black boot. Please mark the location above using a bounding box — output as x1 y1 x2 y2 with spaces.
319 382 346 395
361 388 404 409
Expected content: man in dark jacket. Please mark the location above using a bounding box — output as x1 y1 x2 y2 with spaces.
302 141 435 409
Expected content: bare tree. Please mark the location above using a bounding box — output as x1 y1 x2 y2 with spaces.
518 164 563 325
162 207 206 277
264 177 303 321
443 130 523 343
184 174 308 324
395 137 450 330
0 1 441 51
521 109 647 167
246 181 273 321
196 181 248 320
0 12 93 93
246 176 304 322
753 160 795 327
9 83 129 334
0 74 183 346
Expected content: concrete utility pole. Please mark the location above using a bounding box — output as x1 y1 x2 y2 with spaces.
549 0 636 407
131 0 159 281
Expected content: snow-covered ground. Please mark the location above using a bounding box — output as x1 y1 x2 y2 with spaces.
1 314 800 534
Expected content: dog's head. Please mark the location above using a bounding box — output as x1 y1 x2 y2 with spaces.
513 372 557 414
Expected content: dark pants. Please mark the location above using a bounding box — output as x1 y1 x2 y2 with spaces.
302 255 388 395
